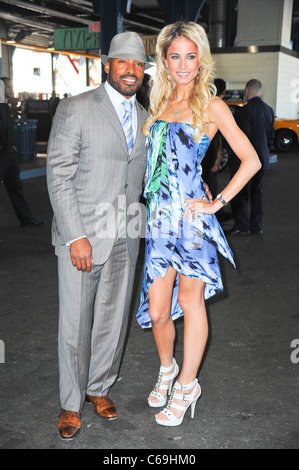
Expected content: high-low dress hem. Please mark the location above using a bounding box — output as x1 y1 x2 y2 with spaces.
136 121 235 329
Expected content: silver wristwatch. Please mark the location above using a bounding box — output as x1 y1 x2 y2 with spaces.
216 193 228 206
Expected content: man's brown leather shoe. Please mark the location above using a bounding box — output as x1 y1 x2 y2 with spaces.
57 410 81 440
86 395 117 420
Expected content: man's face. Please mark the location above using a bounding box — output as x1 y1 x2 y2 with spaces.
105 58 145 97
4 80 14 101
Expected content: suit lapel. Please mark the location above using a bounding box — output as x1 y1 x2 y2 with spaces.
129 101 146 160
93 85 146 159
94 85 128 155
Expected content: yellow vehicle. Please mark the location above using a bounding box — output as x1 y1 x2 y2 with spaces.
225 101 299 153
274 118 299 152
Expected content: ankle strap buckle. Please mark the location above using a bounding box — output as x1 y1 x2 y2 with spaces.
183 393 191 401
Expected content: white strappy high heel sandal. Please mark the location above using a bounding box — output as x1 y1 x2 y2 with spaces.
155 378 201 426
148 358 179 408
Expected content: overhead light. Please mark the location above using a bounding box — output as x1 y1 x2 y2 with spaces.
6 40 16 44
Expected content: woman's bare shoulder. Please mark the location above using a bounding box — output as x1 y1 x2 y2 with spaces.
207 96 228 114
207 96 235 126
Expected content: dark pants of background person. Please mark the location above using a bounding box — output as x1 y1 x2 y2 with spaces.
0 148 32 225
230 166 265 232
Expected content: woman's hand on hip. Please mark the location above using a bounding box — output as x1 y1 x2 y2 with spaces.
184 197 217 218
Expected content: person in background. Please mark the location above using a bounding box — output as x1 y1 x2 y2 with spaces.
136 22 261 427
201 78 231 222
49 91 60 117
229 79 275 235
136 73 152 110
0 77 44 227
47 31 149 441
21 92 34 119
0 80 4 104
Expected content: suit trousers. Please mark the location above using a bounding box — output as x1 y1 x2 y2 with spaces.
230 166 265 232
57 237 136 412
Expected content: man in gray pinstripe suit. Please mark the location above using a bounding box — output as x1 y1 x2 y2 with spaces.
47 32 150 440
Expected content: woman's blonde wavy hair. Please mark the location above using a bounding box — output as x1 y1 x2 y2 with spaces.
143 21 216 143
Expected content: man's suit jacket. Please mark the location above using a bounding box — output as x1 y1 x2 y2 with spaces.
47 84 148 265
236 96 275 171
0 104 9 153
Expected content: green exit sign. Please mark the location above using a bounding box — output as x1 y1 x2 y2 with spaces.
54 27 100 51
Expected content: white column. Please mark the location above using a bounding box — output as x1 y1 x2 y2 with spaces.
235 0 293 48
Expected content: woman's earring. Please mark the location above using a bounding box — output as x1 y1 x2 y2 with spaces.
166 66 170 80
196 66 202 82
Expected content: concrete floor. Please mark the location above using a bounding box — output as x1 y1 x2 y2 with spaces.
0 148 298 450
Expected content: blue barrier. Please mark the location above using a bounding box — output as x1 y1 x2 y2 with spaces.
14 119 38 160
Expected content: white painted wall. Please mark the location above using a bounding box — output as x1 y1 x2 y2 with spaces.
276 52 299 118
13 49 52 96
213 52 278 110
213 51 299 119
236 0 293 48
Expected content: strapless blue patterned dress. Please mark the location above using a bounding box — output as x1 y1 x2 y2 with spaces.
136 120 235 329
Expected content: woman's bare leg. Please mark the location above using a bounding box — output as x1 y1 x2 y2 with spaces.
155 275 208 420
148 266 177 404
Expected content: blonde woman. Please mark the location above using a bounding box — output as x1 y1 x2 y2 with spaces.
136 22 261 426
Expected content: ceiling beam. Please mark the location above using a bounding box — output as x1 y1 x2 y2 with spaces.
0 11 55 31
0 0 92 25
123 18 162 33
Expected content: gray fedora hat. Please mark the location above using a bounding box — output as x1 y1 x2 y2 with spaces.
101 31 151 70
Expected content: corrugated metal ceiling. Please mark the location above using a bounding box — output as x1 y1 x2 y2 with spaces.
0 0 298 52
0 0 167 48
